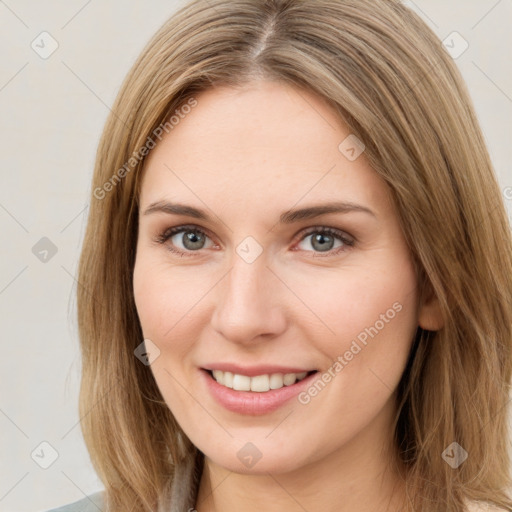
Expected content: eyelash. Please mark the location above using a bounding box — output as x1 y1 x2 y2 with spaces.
153 224 355 258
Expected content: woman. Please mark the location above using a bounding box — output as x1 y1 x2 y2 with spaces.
48 0 512 510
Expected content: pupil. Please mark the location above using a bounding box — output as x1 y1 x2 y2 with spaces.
184 231 204 250
313 233 333 252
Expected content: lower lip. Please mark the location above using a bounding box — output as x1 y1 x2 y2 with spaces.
200 369 317 415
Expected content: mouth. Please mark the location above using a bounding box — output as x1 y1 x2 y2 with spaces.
200 367 320 415
203 368 318 392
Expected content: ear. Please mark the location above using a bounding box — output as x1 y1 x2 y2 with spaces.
418 283 444 331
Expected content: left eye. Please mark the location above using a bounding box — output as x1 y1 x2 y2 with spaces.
155 225 354 257
296 227 354 254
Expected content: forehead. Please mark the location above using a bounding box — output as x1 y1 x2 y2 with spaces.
139 81 391 216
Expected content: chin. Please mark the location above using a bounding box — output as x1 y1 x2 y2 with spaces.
210 451 306 476
195 434 319 476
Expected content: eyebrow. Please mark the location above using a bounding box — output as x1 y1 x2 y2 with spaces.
143 200 376 223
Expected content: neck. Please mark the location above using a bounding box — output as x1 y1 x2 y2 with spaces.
195 408 407 512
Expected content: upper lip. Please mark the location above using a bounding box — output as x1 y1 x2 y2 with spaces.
202 363 317 377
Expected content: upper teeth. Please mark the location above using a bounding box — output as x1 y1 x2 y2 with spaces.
212 370 309 392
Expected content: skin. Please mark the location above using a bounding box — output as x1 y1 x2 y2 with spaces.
133 80 444 512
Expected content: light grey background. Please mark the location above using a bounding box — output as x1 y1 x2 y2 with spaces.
1 1 511 511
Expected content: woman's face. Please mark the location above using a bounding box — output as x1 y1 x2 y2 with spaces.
133 80 437 475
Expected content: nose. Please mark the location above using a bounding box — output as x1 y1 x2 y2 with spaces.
210 252 287 345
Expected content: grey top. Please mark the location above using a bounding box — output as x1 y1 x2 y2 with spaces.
42 479 508 511
45 491 104 512
44 449 203 512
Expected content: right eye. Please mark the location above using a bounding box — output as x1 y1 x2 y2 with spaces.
154 225 216 257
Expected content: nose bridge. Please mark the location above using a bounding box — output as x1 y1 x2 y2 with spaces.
210 249 286 343
227 256 261 302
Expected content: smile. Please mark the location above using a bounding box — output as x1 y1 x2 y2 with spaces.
201 367 319 415
208 369 314 392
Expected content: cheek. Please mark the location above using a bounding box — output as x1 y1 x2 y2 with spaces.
289 261 419 443
286 258 419 361
133 256 204 409
133 255 206 343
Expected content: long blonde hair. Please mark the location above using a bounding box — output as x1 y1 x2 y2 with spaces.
77 0 512 510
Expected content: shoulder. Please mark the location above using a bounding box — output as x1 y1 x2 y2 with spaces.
44 491 104 512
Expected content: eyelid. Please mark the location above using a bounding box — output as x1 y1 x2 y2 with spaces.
293 225 355 244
